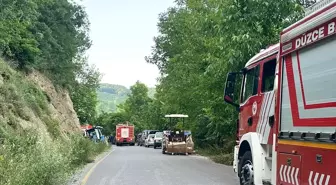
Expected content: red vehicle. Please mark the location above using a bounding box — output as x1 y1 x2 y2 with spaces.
224 1 336 184
115 122 135 146
81 124 93 137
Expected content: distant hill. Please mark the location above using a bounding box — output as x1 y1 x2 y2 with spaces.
96 83 156 114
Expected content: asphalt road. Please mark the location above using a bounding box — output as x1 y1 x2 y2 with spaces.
83 145 239 185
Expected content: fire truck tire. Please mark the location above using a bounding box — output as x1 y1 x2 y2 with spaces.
238 151 254 185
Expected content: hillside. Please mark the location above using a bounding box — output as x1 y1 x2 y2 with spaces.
96 83 156 114
0 59 107 185
96 84 130 113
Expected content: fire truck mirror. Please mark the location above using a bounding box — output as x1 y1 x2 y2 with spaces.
224 72 239 108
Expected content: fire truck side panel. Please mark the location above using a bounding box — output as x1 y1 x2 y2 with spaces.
277 3 336 185
239 53 278 145
277 153 301 185
277 142 336 185
235 51 279 184
280 36 336 133
259 91 275 145
239 94 261 136
238 63 261 139
255 55 278 145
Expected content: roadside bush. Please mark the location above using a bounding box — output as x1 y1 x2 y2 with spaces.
196 144 234 166
0 128 109 185
65 134 108 166
210 153 234 166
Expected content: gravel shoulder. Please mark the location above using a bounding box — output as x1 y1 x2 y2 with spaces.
67 146 114 185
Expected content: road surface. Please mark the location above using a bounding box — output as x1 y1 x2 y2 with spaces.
83 145 239 185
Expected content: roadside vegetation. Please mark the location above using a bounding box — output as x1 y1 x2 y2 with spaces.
0 57 108 185
0 130 107 185
96 0 313 165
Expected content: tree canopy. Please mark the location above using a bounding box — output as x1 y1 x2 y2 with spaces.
0 0 101 123
97 0 304 149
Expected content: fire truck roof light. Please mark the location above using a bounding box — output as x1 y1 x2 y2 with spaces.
305 0 336 16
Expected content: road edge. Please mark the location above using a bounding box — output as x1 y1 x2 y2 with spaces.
80 147 115 185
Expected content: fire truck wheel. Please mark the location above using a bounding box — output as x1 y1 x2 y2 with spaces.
238 151 254 185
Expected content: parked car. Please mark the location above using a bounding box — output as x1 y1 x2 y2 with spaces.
153 132 163 149
145 134 155 147
140 130 159 146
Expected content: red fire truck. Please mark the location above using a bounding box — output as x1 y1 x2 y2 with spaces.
115 122 135 146
224 1 336 184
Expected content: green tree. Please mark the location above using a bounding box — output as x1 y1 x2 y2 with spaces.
95 112 128 135
0 0 100 124
70 58 101 124
118 81 153 133
145 0 303 148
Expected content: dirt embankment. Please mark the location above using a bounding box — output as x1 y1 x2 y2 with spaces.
0 59 81 140
0 59 108 185
27 71 81 134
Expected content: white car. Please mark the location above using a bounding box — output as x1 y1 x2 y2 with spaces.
145 134 155 147
153 132 163 149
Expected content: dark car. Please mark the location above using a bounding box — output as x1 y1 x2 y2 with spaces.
136 133 142 146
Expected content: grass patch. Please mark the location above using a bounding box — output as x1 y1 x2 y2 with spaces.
209 153 234 165
0 128 109 185
0 60 49 121
196 144 234 166
42 116 61 139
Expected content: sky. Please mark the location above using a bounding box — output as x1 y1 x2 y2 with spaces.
77 0 175 88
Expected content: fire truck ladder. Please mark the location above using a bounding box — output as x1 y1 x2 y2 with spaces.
305 0 336 15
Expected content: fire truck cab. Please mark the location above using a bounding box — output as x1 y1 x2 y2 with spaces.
224 1 336 184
